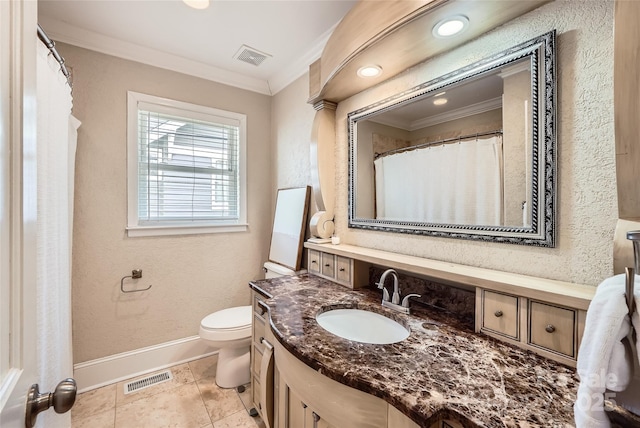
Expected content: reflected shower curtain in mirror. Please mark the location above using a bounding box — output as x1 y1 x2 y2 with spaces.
374 136 504 225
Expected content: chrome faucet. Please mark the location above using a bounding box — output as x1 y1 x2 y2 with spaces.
375 269 420 314
376 268 398 303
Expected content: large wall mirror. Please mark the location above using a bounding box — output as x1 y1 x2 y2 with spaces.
348 31 556 247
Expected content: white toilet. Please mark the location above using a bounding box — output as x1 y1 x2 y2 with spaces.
198 261 304 388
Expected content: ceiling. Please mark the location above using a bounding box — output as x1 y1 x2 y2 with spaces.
37 0 357 95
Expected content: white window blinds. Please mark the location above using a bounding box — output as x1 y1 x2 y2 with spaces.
127 92 247 236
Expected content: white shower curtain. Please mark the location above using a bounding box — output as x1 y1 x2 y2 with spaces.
375 136 503 226
36 41 79 428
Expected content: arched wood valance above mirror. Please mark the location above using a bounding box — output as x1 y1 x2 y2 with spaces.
308 0 550 104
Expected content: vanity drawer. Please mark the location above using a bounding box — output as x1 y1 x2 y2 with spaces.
308 249 321 274
528 301 576 357
320 252 336 278
335 256 351 284
481 290 519 339
253 295 267 318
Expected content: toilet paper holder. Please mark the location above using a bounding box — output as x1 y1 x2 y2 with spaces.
120 269 152 293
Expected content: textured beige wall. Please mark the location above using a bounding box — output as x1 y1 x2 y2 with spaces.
60 43 273 363
279 1 617 286
271 74 316 193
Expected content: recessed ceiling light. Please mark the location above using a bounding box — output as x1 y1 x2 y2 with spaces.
433 15 469 38
357 65 382 78
183 0 209 10
433 98 448 106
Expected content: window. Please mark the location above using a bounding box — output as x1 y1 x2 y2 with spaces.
127 92 247 236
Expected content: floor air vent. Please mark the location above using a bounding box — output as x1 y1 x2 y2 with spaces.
124 370 173 395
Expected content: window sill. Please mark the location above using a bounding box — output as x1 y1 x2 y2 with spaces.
126 223 249 237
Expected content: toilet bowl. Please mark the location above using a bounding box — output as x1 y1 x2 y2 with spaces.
199 262 306 389
199 305 252 388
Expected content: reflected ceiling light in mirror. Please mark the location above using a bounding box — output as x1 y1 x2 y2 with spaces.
432 15 469 38
433 98 448 106
183 0 210 9
357 65 382 78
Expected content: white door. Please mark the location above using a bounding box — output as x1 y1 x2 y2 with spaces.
1 2 75 427
0 0 40 426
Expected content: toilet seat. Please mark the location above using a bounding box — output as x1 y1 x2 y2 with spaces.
199 305 252 342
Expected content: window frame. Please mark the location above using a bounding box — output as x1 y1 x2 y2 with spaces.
126 91 248 237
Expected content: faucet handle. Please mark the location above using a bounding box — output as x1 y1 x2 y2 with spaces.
401 294 421 308
381 287 390 302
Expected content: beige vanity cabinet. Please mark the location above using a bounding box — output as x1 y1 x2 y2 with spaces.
272 336 422 428
476 288 586 366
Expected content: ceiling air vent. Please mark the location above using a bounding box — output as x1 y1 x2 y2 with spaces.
233 45 271 67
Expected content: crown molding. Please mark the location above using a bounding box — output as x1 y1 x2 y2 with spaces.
267 22 337 95
409 97 503 130
38 16 272 95
368 97 503 131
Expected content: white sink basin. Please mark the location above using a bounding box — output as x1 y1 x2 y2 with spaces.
316 308 409 344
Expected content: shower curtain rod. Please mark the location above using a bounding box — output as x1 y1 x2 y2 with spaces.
374 129 503 159
37 24 71 87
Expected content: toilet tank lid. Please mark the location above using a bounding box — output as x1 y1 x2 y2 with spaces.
264 261 296 276
201 306 252 330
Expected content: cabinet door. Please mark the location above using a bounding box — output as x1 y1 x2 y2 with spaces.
306 409 336 428
285 386 307 428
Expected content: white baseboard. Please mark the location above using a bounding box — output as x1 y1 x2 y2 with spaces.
73 335 218 393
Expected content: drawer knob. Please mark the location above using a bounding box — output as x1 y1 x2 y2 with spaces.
311 260 317 264
494 310 503 318
339 268 345 272
325 263 330 267
545 324 556 333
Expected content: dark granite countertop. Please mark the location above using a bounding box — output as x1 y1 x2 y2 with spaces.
249 274 639 428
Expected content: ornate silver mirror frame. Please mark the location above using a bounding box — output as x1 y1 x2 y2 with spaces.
347 31 556 247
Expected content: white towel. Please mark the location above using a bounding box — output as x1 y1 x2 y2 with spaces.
574 274 640 428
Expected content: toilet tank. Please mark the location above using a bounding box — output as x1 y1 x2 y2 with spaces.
263 261 305 279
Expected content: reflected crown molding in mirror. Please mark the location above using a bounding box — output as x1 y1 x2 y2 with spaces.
348 31 556 247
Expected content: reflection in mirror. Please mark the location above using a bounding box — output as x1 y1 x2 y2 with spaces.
348 32 556 246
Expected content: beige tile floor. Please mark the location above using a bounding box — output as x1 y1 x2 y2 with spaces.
71 355 265 428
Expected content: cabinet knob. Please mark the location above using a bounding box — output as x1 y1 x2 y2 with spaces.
545 324 556 333
339 268 345 272
311 260 317 264
325 263 330 267
494 310 503 318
